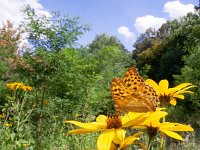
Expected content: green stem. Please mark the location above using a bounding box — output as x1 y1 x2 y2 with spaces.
159 116 166 150
147 136 153 150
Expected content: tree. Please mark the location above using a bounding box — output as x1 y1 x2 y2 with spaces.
88 33 127 53
0 21 23 81
85 33 132 114
23 6 90 51
13 7 92 149
132 13 200 84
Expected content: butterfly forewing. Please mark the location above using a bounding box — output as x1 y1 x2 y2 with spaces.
122 67 145 91
122 68 159 105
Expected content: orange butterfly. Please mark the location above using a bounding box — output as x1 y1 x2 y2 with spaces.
111 67 159 113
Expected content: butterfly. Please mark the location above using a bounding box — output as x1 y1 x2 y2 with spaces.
111 67 159 113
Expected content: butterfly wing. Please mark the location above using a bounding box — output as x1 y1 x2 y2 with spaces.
122 68 159 106
122 67 145 91
111 77 156 113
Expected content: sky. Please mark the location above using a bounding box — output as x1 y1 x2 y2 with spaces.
0 0 198 51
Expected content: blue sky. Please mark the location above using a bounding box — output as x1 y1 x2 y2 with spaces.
0 0 198 51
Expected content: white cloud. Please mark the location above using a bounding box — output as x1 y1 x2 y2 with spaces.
134 15 166 33
117 26 135 41
163 0 194 19
0 0 50 27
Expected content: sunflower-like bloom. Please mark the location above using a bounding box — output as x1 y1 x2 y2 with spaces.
65 113 149 150
21 85 32 92
134 111 194 141
6 82 23 90
6 82 32 92
146 79 195 106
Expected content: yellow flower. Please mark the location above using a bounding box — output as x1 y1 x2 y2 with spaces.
0 114 6 119
22 143 30 147
6 82 32 92
65 113 149 150
146 79 195 106
22 85 32 92
6 82 23 90
135 111 194 141
4 123 12 127
110 132 145 150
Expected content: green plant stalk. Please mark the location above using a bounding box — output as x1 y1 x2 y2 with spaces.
147 136 153 150
159 115 166 150
16 91 21 141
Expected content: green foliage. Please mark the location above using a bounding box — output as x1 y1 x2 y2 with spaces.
132 12 200 148
174 44 200 112
0 6 132 149
23 6 90 51
0 83 34 149
1 4 200 150
132 13 200 83
0 21 22 81
85 33 132 115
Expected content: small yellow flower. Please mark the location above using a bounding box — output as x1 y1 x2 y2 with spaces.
4 123 12 127
22 143 30 147
0 114 6 119
6 82 32 92
22 85 32 92
65 113 149 150
6 82 23 90
146 79 195 106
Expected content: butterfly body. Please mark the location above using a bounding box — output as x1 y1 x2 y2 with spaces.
111 68 159 113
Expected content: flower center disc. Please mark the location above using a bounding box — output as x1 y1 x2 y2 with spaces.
107 115 122 129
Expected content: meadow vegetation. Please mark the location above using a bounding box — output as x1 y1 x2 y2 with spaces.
0 6 200 150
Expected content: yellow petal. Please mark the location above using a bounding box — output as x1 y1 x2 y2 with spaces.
67 128 104 134
173 94 184 99
145 111 168 123
159 80 169 95
122 113 149 127
175 90 194 95
160 123 194 131
160 130 183 140
145 79 159 94
174 83 193 90
97 130 115 150
166 88 179 95
174 85 196 95
96 115 108 123
169 98 177 106
113 129 126 144
120 137 138 149
120 132 143 150
65 120 106 129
